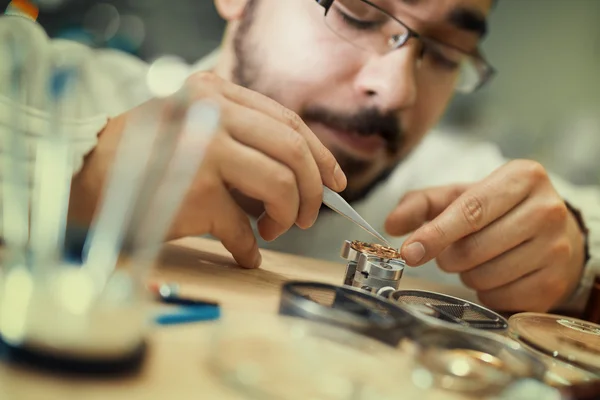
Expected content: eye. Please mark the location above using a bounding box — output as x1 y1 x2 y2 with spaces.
422 44 461 71
335 7 384 31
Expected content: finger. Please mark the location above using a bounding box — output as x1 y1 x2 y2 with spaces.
400 164 534 266
477 267 570 312
207 185 262 269
256 212 288 244
222 101 322 229
437 197 544 273
385 185 467 236
214 137 300 241
458 238 544 291
189 72 347 192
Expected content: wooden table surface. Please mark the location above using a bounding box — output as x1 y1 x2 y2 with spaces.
0 238 481 400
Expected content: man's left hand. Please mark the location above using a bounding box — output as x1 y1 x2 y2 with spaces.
385 160 586 312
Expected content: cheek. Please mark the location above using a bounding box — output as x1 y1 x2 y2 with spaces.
252 3 361 106
410 72 455 134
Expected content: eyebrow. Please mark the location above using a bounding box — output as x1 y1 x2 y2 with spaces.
447 7 488 37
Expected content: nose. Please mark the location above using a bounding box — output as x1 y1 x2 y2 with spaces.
354 44 419 112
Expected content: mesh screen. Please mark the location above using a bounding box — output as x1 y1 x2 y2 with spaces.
394 291 508 330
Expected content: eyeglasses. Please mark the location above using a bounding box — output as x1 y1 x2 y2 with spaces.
315 0 496 93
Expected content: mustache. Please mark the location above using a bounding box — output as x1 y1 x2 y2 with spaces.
301 106 403 154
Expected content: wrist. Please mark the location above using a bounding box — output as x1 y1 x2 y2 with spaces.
68 114 127 227
563 201 599 321
565 201 591 266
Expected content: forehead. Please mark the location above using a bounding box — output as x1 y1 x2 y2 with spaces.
378 0 492 17
379 0 493 32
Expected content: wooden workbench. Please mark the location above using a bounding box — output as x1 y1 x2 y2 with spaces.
0 238 481 400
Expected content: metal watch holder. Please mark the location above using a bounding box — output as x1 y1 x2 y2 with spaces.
340 240 405 297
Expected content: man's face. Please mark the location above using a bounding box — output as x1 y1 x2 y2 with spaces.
226 0 492 202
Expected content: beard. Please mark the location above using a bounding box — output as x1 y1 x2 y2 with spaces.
232 0 403 204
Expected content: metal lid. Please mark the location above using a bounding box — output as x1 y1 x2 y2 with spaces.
391 290 509 331
508 313 600 373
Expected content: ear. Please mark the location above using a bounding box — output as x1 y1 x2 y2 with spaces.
214 0 249 21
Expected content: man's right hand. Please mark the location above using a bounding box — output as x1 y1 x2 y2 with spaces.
69 72 347 269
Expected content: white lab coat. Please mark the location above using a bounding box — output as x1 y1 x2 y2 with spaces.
1 15 599 311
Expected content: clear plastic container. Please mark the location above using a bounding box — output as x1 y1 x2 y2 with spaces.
508 313 600 384
405 324 547 396
207 312 425 400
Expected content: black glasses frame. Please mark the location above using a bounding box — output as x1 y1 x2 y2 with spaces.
315 0 497 92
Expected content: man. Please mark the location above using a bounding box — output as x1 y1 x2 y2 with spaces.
1 0 599 314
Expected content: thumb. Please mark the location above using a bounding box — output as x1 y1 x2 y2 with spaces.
385 185 468 237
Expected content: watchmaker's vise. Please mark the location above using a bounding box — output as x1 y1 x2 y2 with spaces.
340 240 405 297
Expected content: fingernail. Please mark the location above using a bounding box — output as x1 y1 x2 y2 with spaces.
253 252 262 268
403 242 425 265
334 164 347 189
312 212 319 226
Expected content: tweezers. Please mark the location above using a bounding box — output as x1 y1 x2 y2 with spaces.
322 186 392 248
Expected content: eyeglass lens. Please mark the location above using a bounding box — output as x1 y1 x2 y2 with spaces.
323 0 487 93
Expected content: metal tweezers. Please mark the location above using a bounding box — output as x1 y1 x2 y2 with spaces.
322 186 392 248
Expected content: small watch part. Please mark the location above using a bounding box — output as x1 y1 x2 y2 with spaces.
349 240 403 260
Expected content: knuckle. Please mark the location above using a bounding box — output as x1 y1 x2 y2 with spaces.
317 142 337 170
459 272 474 288
460 195 486 231
436 252 453 272
286 129 309 160
282 108 304 132
540 270 569 305
523 160 548 184
551 239 573 261
195 172 221 198
190 71 222 86
460 271 485 291
402 190 419 202
272 169 297 197
543 201 569 223
429 222 448 242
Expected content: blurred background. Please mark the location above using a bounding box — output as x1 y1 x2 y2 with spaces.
4 0 600 185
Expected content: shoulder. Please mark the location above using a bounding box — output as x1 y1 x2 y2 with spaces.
0 15 151 117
